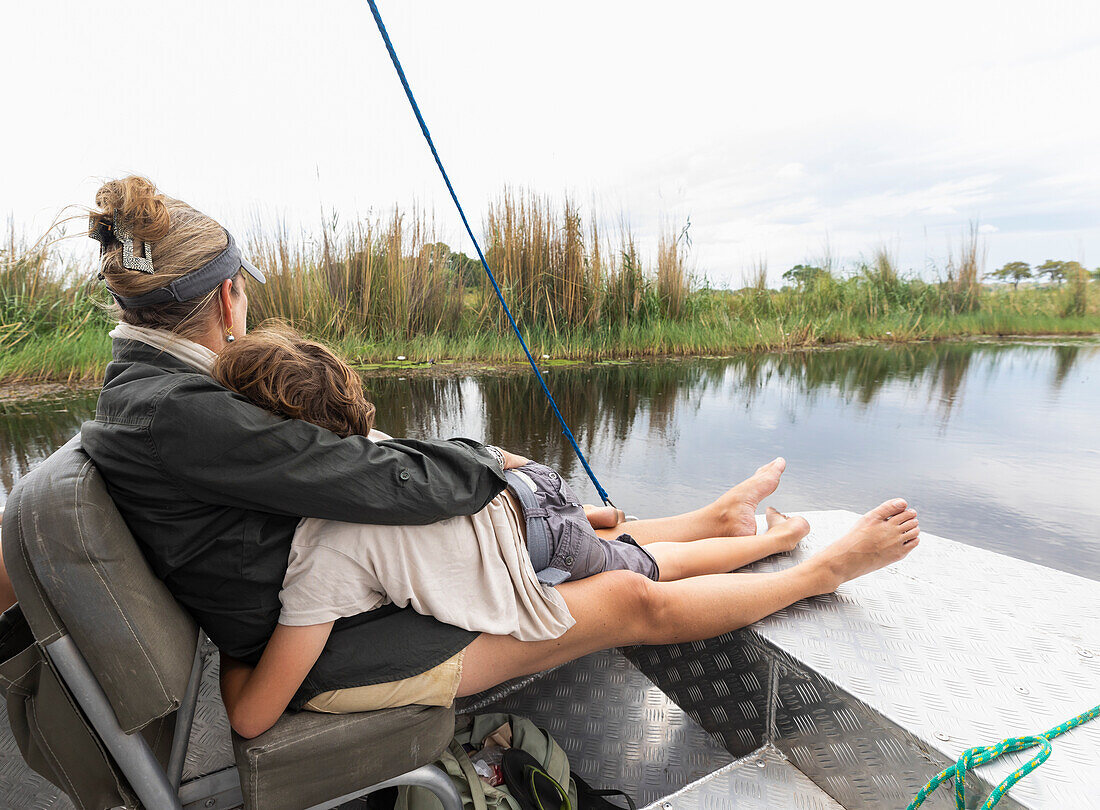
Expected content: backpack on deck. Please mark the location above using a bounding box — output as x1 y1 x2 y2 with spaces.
398 712 635 810
398 712 576 810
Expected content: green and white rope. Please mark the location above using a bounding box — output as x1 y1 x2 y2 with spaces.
907 703 1100 810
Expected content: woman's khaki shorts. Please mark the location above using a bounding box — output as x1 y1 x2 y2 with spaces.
303 649 465 713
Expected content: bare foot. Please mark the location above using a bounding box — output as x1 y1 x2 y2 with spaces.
763 506 811 552
809 499 920 593
711 458 787 537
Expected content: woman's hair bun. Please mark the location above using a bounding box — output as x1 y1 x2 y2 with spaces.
92 175 171 243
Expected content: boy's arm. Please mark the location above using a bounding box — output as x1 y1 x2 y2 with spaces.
219 621 335 739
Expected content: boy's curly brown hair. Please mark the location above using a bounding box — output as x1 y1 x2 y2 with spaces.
212 324 376 438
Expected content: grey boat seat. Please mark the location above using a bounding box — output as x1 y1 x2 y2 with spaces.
1 436 460 810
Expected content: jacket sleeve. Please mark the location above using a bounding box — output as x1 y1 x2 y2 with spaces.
149 376 506 525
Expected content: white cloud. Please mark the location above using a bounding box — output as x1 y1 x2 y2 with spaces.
776 163 807 180
1 0 1099 286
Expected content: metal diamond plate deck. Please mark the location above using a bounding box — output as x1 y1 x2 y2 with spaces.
625 633 772 759
0 697 74 809
753 511 1099 809
648 743 845 810
182 637 235 782
3 511 1097 809
468 648 737 807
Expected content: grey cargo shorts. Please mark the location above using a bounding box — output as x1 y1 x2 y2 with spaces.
504 462 659 585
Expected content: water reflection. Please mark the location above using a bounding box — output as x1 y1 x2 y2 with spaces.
2 339 1098 579
367 339 1100 579
0 393 98 508
1051 344 1082 390
369 339 1095 456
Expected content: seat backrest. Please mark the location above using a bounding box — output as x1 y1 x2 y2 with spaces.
2 435 198 733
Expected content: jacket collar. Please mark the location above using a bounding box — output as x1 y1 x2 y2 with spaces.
110 338 199 375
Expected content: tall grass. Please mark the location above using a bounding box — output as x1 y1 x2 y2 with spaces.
483 191 593 332
657 226 688 319
944 223 985 312
481 192 680 332
1065 261 1089 317
0 223 109 379
1 196 1099 383
247 209 462 341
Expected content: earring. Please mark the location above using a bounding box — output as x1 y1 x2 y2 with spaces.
225 328 235 343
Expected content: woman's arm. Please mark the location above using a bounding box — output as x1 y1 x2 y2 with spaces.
149 377 508 526
219 621 334 739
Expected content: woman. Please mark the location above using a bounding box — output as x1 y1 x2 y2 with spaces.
63 176 918 739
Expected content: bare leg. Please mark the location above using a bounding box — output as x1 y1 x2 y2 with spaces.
458 565 826 696
458 499 919 696
646 508 813 580
593 458 788 544
0 513 15 613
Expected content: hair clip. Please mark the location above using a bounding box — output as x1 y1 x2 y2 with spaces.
88 215 113 251
115 219 155 274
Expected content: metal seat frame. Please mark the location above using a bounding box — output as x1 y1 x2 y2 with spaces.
42 627 462 810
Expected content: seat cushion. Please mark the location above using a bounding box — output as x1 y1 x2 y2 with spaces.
233 704 455 810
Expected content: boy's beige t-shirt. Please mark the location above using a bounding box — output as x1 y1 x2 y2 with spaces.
279 435 575 642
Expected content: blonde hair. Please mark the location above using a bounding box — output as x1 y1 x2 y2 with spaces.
90 175 243 340
212 324 376 438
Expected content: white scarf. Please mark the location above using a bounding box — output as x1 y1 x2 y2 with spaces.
109 322 218 376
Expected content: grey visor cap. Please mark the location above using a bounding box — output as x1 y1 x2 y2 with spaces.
109 229 266 309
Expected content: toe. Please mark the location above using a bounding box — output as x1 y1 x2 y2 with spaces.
902 527 921 544
890 509 918 525
756 457 786 476
764 506 785 529
790 516 810 536
870 499 908 521
898 517 918 532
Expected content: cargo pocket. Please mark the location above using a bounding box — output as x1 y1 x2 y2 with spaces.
555 521 608 582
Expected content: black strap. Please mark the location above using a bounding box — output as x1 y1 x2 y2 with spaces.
571 773 637 810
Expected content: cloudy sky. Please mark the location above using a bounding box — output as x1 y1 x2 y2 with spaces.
3 1 1099 286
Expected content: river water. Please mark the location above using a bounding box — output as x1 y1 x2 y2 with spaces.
2 337 1098 581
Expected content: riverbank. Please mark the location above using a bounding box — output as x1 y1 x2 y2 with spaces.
3 192 1098 386
3 330 1097 405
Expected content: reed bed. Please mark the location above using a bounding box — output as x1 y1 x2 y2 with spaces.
0 195 1097 383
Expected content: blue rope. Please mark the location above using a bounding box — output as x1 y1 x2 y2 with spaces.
364 0 613 505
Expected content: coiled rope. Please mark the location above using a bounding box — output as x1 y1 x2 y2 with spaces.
907 703 1100 809
364 0 613 505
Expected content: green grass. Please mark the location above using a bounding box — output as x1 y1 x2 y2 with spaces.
0 288 1097 384
1 199 1098 383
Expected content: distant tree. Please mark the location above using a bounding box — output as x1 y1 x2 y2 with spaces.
1063 261 1087 279
782 264 830 288
1036 259 1070 285
447 249 481 289
985 261 1032 289
1092 267 1100 282
424 241 480 288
